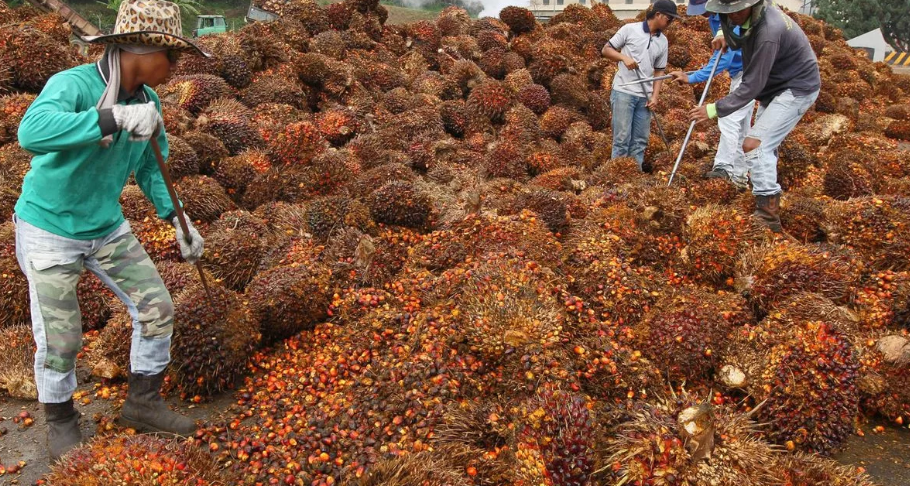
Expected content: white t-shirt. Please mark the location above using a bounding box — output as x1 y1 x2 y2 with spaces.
607 21 669 98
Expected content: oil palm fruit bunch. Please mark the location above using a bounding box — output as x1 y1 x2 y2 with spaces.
635 286 750 382
0 222 28 327
0 324 36 399
244 262 331 343
47 434 240 485
682 204 768 286
171 284 260 399
202 210 268 291
824 196 910 271
735 239 862 314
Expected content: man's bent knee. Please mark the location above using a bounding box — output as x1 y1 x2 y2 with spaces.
743 137 761 153
138 291 174 339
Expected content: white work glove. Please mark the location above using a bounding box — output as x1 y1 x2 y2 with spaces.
112 101 163 141
171 216 204 264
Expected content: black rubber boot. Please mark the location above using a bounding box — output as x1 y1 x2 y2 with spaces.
754 193 783 233
704 167 732 180
120 372 196 437
45 399 81 462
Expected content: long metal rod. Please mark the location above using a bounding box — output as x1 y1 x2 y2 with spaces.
667 51 724 187
149 137 213 301
633 68 671 152
619 71 695 88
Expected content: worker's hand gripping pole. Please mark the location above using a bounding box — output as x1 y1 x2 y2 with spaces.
149 137 214 302
667 51 724 187
632 67 671 152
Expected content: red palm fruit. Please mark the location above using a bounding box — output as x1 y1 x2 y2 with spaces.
316 106 360 146
0 324 36 399
499 6 537 34
367 181 433 230
268 120 328 166
0 25 77 92
539 106 583 139
466 80 513 123
636 286 750 381
202 210 267 291
735 239 862 313
159 74 233 115
48 434 241 484
174 175 236 223
195 98 263 156
682 204 769 285
245 263 330 343
856 330 910 425
171 284 259 398
0 93 34 144
483 139 528 180
241 73 310 110
824 196 910 271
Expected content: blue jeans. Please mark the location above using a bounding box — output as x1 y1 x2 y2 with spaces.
610 90 651 167
14 215 173 403
745 89 820 196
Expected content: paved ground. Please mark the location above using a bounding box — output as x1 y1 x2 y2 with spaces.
1 381 909 485
834 418 910 484
0 371 235 486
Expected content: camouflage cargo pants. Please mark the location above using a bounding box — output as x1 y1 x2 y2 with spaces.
14 215 174 404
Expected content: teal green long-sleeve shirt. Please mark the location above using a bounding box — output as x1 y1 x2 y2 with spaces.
15 62 176 240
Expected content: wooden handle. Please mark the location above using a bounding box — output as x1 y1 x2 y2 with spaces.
149 137 213 302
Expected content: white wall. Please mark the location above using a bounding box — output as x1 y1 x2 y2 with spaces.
528 0 809 21
528 0 683 21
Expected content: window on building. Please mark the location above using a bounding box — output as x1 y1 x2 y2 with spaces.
543 0 549 5
579 0 585 4
556 0 563 5
626 0 634 4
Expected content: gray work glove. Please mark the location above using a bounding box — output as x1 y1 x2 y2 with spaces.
112 101 163 141
171 216 204 264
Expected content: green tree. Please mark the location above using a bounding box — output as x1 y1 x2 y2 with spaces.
877 0 910 51
814 0 882 39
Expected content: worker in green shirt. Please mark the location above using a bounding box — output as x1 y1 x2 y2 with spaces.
14 0 208 461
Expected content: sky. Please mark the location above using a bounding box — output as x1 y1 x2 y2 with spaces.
476 0 528 17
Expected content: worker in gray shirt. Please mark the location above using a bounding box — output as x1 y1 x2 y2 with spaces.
689 0 820 233
602 0 678 170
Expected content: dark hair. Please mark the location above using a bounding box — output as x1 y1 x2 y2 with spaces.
646 3 657 19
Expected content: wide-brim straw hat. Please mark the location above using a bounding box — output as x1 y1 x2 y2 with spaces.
81 0 210 57
705 0 763 14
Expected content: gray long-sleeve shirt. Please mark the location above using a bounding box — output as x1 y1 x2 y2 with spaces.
715 3 820 118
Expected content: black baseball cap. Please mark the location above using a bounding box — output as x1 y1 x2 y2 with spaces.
651 0 681 19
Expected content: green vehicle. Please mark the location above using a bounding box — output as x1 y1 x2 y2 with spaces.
193 15 227 37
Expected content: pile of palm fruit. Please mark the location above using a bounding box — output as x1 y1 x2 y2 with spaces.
1 0 909 483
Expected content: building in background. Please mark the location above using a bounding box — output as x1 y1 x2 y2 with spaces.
847 28 894 62
528 0 810 22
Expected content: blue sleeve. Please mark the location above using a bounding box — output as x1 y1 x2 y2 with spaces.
688 49 737 84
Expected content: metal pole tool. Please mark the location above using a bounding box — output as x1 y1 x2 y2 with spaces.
633 67 671 152
667 52 724 187
619 71 695 88
150 137 213 302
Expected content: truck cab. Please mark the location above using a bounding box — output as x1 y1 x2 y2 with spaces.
193 15 227 37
